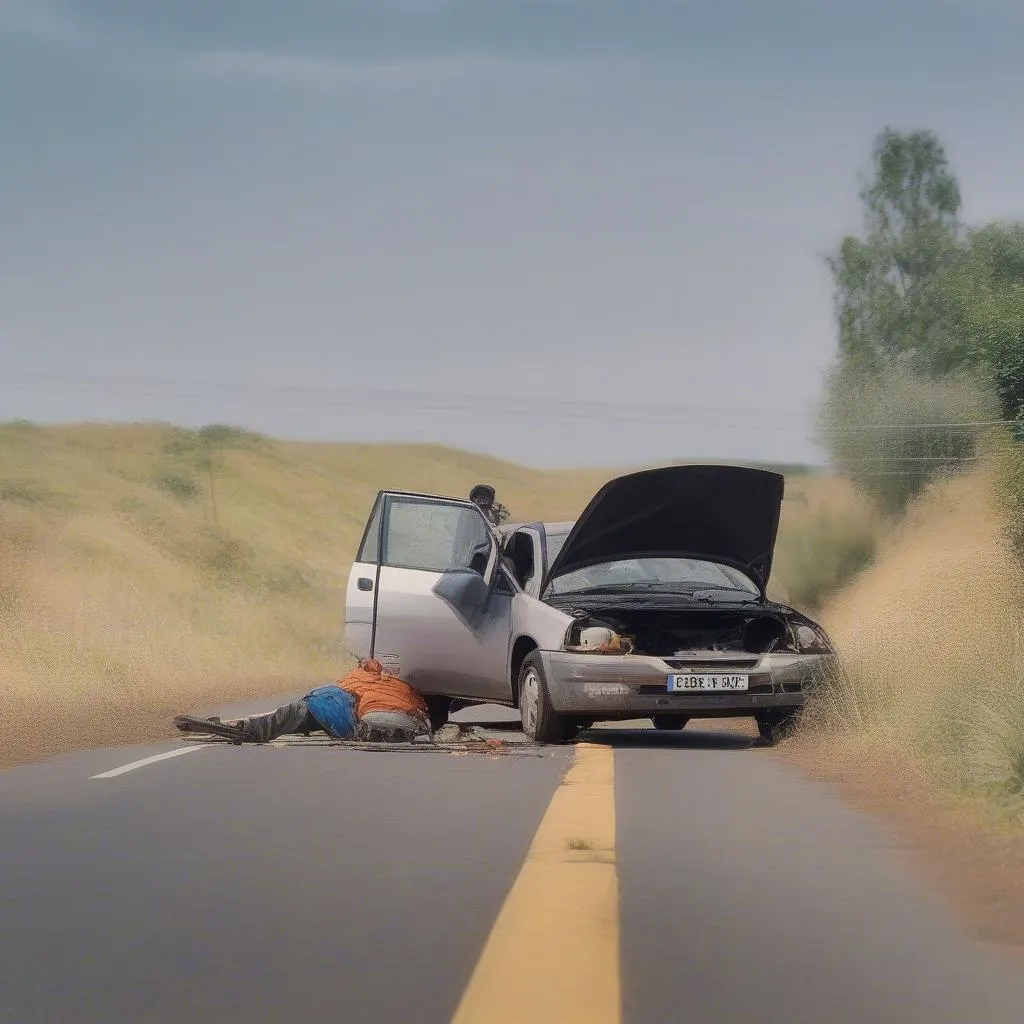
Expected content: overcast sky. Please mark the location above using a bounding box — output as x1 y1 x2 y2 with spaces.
1 0 1022 467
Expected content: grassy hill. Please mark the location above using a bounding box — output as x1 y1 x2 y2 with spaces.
0 420 865 765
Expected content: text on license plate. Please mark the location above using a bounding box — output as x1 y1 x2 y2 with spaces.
667 674 749 692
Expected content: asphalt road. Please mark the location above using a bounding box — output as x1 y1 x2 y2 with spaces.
2 700 1024 1024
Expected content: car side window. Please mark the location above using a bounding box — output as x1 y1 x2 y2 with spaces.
384 499 491 573
357 496 384 563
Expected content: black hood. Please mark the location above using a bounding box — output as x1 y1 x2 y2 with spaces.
541 465 785 598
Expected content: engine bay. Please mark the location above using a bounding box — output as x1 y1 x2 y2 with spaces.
561 605 795 657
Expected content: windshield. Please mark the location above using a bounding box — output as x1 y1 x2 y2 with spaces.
545 530 570 566
545 553 759 597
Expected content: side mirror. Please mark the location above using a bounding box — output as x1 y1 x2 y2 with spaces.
469 550 489 576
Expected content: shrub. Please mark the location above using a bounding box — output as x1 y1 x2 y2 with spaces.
199 531 254 581
773 509 877 611
155 474 201 502
818 362 999 515
163 424 266 457
0 419 38 439
994 433 1024 560
0 480 56 507
197 424 264 448
260 565 313 595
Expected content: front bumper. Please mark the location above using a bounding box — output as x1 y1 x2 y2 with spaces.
537 650 836 719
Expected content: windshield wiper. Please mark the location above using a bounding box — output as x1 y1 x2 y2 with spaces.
548 584 647 596
551 583 761 602
690 587 762 602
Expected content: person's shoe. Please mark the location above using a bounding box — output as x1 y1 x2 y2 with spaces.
174 715 246 743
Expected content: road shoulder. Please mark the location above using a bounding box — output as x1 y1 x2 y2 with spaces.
779 732 1024 957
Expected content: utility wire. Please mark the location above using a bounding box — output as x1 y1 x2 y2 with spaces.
6 371 1021 433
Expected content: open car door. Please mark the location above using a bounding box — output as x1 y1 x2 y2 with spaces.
345 492 514 702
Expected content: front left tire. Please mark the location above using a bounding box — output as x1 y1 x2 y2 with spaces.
519 652 578 745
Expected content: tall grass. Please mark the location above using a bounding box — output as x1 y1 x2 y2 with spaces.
804 468 1024 816
993 432 1024 560
772 510 878 612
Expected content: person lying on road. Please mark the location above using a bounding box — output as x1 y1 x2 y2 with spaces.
174 659 431 744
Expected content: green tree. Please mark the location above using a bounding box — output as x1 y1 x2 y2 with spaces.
821 128 1006 515
827 128 963 375
950 223 1024 422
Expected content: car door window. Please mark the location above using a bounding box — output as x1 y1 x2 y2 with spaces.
357 495 384 562
384 499 491 572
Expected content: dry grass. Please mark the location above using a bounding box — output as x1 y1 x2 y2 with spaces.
768 475 881 611
800 466 1024 816
0 421 853 767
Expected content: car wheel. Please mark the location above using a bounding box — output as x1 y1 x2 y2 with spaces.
519 653 577 744
424 695 451 733
755 709 801 746
651 714 689 731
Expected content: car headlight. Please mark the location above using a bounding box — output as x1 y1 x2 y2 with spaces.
791 620 835 654
562 615 635 654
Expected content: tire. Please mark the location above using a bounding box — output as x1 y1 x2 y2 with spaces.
519 652 578 744
424 695 452 733
755 709 801 746
651 714 689 731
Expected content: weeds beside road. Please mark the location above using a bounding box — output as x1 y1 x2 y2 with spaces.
803 467 1024 820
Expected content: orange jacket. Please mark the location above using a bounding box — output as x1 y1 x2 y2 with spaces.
337 659 428 719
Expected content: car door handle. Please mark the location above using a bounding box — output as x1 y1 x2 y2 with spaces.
358 577 373 591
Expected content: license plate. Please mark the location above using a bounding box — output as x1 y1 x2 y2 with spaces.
667 673 749 692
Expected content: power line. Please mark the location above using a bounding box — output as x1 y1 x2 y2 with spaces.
826 419 1013 431
0 375 821 433
829 456 981 463
5 372 805 416
7 371 1021 433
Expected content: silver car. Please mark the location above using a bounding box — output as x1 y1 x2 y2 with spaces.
344 464 838 745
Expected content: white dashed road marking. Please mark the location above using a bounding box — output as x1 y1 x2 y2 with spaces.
90 745 208 779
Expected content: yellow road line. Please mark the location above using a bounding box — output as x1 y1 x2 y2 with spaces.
451 742 620 1024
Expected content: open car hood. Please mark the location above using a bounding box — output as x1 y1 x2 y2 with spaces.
541 464 785 598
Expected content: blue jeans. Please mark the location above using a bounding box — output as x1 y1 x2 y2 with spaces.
236 700 318 743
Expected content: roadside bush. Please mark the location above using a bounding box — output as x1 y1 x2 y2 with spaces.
0 480 57 507
818 362 999 515
993 433 1024 560
802 592 1024 814
154 473 201 502
198 530 254 582
773 510 877 612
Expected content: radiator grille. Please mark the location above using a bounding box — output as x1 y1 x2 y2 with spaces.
663 659 759 671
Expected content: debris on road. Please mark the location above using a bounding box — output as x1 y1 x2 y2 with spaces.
178 723 544 756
